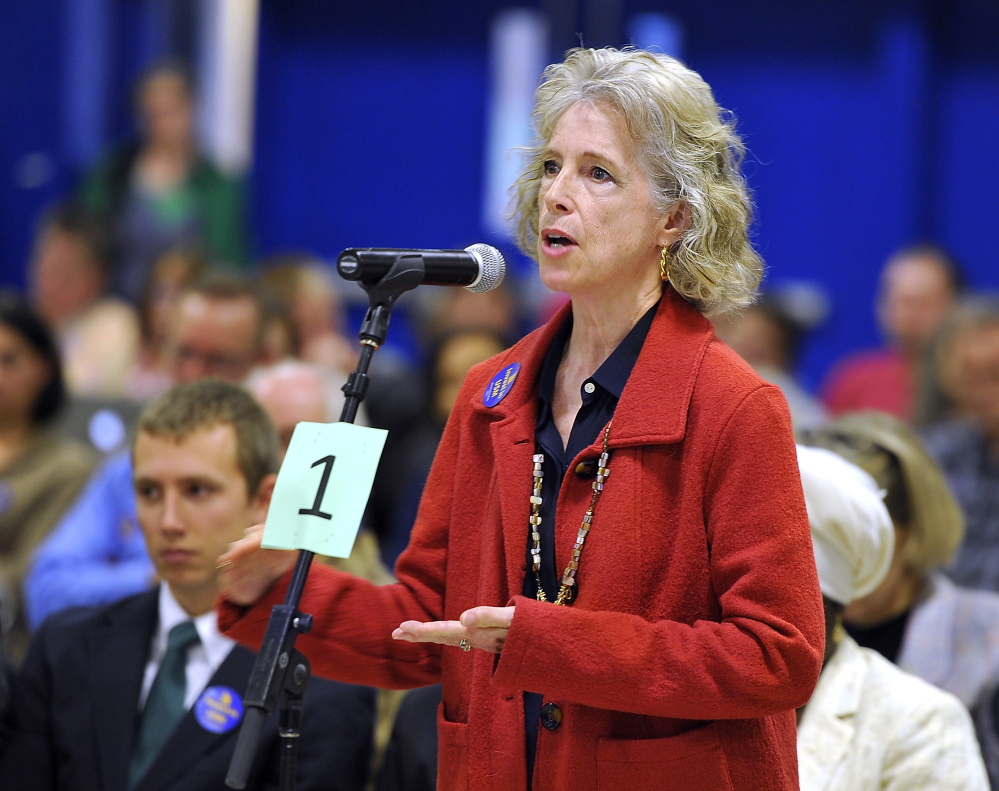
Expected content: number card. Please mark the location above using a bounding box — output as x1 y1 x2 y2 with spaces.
262 421 388 558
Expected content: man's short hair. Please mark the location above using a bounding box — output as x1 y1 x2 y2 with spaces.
135 379 279 495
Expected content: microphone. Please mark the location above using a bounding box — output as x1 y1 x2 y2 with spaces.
336 244 505 293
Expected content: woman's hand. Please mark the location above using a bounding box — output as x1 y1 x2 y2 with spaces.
217 523 297 606
392 605 514 654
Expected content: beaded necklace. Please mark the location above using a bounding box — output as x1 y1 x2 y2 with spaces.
530 421 613 605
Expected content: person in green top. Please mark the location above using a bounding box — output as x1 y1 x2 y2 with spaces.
77 60 250 303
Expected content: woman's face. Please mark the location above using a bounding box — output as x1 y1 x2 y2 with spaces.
0 323 51 427
536 101 676 299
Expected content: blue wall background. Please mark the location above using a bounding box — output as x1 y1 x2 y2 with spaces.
1 0 997 391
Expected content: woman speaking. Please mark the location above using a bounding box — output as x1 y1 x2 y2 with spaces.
219 47 824 791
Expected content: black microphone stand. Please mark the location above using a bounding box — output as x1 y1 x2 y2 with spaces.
226 254 426 790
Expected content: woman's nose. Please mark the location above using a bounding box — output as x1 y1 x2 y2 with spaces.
543 170 573 213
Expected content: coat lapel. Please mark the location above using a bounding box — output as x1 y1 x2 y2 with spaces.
468 306 564 601
89 591 159 791
607 287 714 450
134 645 256 791
798 637 864 790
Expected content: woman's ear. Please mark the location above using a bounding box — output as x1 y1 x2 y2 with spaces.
656 201 692 248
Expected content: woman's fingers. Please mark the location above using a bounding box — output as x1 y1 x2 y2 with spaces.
392 607 515 654
459 605 515 629
216 523 297 606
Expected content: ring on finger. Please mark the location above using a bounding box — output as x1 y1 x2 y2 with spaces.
458 638 471 652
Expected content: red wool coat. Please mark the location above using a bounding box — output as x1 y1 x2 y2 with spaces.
220 288 825 791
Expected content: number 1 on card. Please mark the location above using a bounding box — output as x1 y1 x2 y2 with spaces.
263 422 387 557
298 455 336 520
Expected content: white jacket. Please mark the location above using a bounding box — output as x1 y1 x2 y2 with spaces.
798 635 988 790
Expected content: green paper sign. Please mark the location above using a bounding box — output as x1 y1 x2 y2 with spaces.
262 421 388 558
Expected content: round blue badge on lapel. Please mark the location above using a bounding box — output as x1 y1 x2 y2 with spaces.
194 686 244 734
483 363 520 407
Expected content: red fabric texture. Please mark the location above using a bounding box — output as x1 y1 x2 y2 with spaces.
219 289 825 791
820 347 913 421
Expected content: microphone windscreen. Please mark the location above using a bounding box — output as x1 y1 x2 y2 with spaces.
465 244 506 293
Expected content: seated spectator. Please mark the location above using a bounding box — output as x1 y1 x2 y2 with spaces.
78 60 249 303
381 328 510 568
0 294 97 661
28 201 141 397
374 683 441 791
0 380 374 791
260 255 357 373
127 248 205 401
25 271 268 628
921 296 999 592
802 411 999 785
795 444 987 790
821 244 961 422
713 285 828 430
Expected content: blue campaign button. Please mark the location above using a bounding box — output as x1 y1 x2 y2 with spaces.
194 686 244 734
483 363 520 407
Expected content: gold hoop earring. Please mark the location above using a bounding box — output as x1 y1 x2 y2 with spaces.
660 246 669 282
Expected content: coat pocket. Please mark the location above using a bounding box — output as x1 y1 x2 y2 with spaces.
435 702 469 791
596 722 734 791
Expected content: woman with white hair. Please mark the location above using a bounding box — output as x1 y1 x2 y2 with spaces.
218 48 824 791
795 444 987 790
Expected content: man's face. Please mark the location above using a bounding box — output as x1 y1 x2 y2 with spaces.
946 323 999 441
878 254 955 353
250 371 327 459
31 229 103 328
168 293 261 384
133 425 272 615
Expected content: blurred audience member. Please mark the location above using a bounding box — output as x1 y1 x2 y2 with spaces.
0 380 374 791
378 328 510 568
374 683 441 791
78 60 249 303
713 284 828 431
424 280 519 341
921 295 999 592
261 255 357 372
127 249 205 400
795 444 987 791
25 272 266 628
0 294 97 661
28 202 141 398
246 361 330 453
802 411 999 784
822 244 962 422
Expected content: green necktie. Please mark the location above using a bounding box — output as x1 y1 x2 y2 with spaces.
129 620 200 788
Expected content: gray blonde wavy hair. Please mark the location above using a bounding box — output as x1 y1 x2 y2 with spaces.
510 47 763 314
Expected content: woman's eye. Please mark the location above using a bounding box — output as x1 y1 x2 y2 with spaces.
591 166 612 182
542 160 559 176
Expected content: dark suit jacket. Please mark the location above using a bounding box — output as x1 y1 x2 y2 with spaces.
0 590 375 791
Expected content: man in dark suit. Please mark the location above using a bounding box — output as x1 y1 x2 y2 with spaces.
0 379 375 790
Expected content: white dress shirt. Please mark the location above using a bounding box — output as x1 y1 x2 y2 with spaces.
137 583 237 711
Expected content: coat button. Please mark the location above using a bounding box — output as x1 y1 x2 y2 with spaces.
574 460 597 478
540 702 563 731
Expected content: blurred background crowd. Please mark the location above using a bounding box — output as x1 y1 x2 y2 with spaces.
1 0 998 789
